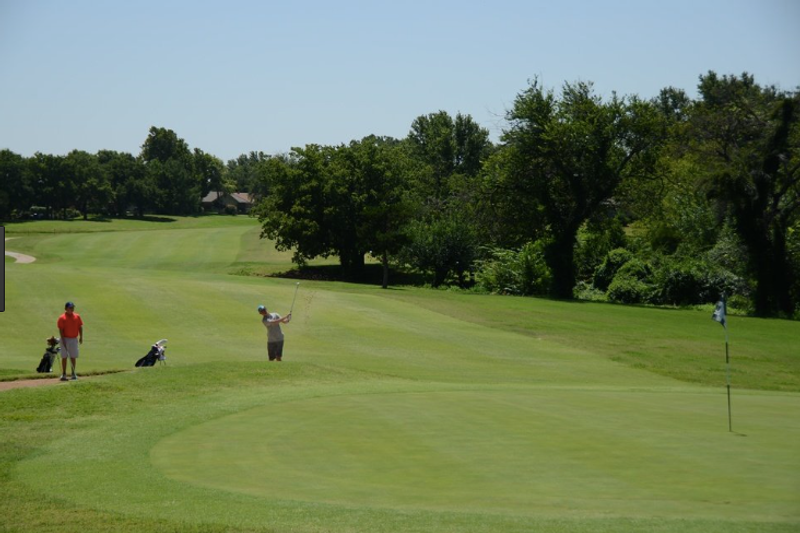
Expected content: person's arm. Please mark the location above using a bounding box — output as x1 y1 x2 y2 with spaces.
266 313 291 325
79 326 83 344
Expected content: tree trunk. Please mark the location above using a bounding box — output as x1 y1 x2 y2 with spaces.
751 224 794 317
382 252 389 289
546 231 577 300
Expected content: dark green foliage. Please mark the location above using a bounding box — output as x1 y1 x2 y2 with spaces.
653 260 705 306
496 79 665 299
228 151 270 196
194 148 225 199
593 248 635 291
253 145 330 267
98 150 148 217
575 217 627 282
26 152 66 219
475 240 552 296
400 211 479 287
653 256 745 306
407 110 492 202
255 138 413 283
64 150 113 220
616 257 653 281
0 149 30 219
606 257 655 304
141 127 203 216
694 72 800 316
607 274 652 304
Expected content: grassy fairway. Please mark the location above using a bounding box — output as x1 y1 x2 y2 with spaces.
2 216 799 532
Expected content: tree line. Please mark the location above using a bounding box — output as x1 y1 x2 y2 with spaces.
1 71 798 318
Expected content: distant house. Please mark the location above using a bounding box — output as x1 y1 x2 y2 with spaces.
201 192 254 214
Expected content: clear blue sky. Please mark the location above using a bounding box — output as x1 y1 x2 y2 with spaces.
1 0 798 163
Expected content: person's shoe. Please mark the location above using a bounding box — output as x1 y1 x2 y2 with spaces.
71 374 78 381
59 374 68 382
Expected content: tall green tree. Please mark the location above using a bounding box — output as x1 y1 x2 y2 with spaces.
64 150 112 219
141 126 191 164
496 79 665 298
194 148 226 198
97 150 148 217
254 145 331 266
407 111 492 203
255 138 413 284
27 153 67 218
140 127 201 215
0 150 30 219
400 208 479 287
694 72 800 316
228 151 270 195
330 136 413 285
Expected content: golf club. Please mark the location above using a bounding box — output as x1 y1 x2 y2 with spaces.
289 282 300 320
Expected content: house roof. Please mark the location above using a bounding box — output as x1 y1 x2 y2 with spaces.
201 192 253 204
230 192 253 204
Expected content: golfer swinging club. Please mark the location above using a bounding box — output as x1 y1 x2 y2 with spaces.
258 304 291 361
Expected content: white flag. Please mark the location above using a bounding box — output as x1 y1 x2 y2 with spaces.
712 297 727 329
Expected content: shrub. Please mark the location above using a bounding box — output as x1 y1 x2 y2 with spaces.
616 257 653 281
593 248 634 291
573 280 607 301
475 240 552 296
607 275 652 304
652 256 745 306
655 261 703 305
575 218 627 281
400 213 478 287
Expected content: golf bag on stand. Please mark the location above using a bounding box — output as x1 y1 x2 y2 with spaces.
36 337 60 373
135 339 167 367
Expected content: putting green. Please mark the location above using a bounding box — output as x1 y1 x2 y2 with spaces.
152 387 800 521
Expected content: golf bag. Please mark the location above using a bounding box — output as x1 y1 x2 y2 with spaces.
134 339 167 367
36 337 60 373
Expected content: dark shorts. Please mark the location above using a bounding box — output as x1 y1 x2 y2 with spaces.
268 341 284 361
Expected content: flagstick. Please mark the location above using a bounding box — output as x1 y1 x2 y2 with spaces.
725 328 732 432
712 295 732 433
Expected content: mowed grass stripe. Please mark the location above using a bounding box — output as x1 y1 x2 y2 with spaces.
25 227 248 272
6 252 675 387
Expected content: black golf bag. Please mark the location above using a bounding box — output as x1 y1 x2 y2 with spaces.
135 339 167 367
36 339 60 373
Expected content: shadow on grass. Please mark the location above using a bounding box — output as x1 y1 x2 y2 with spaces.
90 215 177 223
273 264 428 287
3 215 178 225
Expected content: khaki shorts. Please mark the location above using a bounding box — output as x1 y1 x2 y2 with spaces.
61 337 80 358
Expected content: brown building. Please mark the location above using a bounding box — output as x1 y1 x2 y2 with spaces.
201 192 253 214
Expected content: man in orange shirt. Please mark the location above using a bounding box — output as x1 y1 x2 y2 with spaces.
57 301 84 381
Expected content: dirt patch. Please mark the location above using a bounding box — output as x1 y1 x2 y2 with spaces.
0 377 65 391
0 370 129 392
